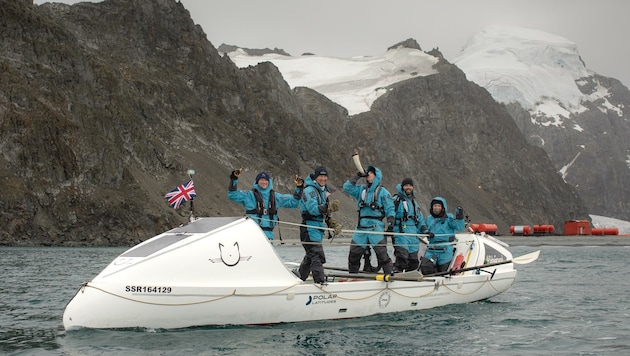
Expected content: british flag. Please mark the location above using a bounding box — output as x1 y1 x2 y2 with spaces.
165 180 196 209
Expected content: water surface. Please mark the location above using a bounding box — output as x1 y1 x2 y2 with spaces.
1 244 628 355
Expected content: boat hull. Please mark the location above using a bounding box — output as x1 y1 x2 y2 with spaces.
64 271 516 329
63 217 518 330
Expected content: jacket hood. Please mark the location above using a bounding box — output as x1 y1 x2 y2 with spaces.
431 196 447 210
366 165 383 190
305 174 317 188
430 196 447 217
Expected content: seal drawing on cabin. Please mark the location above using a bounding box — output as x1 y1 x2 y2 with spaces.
209 241 251 266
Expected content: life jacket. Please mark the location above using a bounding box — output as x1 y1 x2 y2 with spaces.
301 186 327 222
246 189 277 227
358 185 384 220
393 193 419 232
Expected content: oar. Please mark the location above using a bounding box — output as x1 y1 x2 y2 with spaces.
328 272 435 282
323 250 540 276
424 250 541 277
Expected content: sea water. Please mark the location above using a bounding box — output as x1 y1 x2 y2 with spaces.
1 244 629 355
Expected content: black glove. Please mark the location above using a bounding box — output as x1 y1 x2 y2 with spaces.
228 175 239 192
318 204 329 215
386 217 395 232
357 171 367 178
455 206 464 220
294 175 304 188
427 232 435 240
385 225 394 243
230 168 242 180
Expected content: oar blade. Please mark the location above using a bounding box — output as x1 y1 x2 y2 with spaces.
396 270 424 278
512 250 540 264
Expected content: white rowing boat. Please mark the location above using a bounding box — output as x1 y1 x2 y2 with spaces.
63 216 539 330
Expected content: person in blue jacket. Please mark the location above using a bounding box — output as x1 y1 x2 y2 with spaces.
228 169 302 241
343 165 395 275
295 166 341 284
391 178 428 272
422 196 465 272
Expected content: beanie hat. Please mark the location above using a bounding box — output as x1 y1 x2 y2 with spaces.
367 166 376 174
314 166 328 177
255 171 270 183
401 178 414 187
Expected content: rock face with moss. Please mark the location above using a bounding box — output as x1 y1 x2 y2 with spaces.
0 0 588 245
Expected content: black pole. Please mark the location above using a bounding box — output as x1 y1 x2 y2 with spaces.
424 259 512 277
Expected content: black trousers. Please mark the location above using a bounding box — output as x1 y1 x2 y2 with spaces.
298 226 326 283
393 242 420 272
348 236 392 274
419 256 449 274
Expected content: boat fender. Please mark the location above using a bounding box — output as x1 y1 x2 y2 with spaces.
450 253 465 275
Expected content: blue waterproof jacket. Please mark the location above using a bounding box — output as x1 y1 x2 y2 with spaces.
392 184 426 253
298 174 331 242
424 196 465 265
228 177 299 240
343 166 395 247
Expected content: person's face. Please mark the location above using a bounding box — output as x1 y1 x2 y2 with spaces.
258 178 269 189
432 203 443 214
367 170 375 183
403 184 413 195
315 174 328 186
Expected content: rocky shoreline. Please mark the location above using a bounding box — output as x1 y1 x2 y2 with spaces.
276 234 630 247
487 235 630 247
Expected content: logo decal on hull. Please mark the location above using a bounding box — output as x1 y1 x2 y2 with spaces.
484 244 507 264
378 291 391 309
306 294 337 306
209 241 251 266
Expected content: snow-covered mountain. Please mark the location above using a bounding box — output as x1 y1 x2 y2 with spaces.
453 25 624 127
226 26 625 128
226 45 438 115
453 26 630 224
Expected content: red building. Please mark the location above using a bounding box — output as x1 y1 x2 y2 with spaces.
563 220 591 235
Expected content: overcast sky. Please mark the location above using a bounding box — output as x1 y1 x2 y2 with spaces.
36 0 629 88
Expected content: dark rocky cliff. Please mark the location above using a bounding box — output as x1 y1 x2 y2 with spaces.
0 0 588 245
505 74 630 222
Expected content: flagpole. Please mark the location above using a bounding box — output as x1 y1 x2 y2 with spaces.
187 169 195 222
